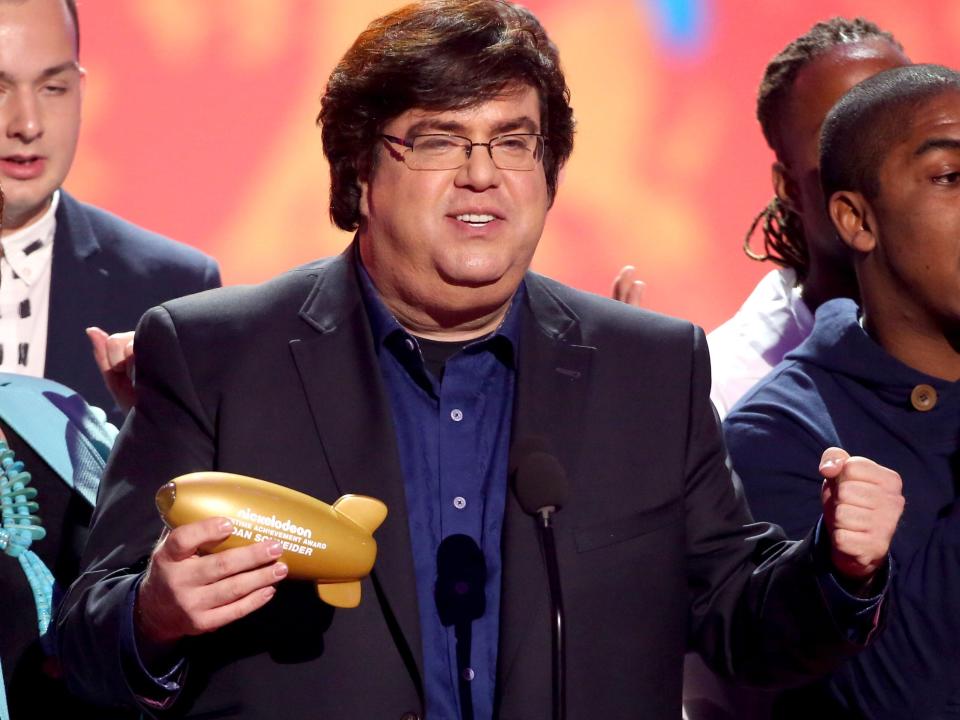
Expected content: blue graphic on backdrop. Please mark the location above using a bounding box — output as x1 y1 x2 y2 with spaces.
643 0 709 55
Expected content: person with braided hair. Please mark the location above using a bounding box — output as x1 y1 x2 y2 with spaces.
706 17 909 419
614 18 909 422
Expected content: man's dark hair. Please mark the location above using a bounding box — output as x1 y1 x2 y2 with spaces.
318 0 575 231
743 17 903 281
820 64 960 203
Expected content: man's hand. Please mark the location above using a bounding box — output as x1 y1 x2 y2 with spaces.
135 517 287 663
86 326 136 413
611 265 646 307
820 447 904 583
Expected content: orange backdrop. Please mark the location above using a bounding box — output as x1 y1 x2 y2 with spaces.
67 0 960 331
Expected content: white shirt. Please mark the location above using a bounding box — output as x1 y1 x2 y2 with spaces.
706 267 813 420
0 191 60 377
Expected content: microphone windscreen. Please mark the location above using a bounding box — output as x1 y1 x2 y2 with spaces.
508 434 551 475
513 450 570 515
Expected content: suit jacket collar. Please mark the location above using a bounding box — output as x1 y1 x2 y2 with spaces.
498 272 596 711
45 191 107 384
52 190 100 261
291 246 425 704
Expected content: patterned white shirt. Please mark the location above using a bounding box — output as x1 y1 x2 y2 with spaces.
0 191 60 377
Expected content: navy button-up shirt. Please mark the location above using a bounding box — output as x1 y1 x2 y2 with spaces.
359 262 522 720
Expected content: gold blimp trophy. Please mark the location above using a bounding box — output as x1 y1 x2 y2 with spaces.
156 472 387 608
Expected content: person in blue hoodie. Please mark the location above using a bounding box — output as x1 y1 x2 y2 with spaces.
724 63 960 719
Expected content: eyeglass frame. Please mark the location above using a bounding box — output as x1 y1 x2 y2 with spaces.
379 132 546 171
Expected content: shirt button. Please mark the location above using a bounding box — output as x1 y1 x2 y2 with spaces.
450 408 464 422
462 667 475 681
453 496 467 510
910 384 937 412
399 713 421 720
404 338 415 352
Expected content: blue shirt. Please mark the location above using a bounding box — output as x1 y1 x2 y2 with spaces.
359 264 522 720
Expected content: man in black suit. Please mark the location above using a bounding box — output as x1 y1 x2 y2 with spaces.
0 0 219 424
58 2 905 718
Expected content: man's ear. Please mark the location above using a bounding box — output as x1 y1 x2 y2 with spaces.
772 162 801 213
829 190 876 253
358 177 370 221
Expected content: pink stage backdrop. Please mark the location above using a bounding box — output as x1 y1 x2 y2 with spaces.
69 0 960 331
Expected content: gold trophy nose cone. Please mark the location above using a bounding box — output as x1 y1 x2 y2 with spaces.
155 482 177 516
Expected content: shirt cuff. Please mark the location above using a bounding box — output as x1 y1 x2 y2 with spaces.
120 578 187 710
812 517 890 645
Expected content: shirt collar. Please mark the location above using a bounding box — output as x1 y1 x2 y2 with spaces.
355 246 523 366
0 190 60 285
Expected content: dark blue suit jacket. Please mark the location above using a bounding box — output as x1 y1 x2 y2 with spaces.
44 191 221 424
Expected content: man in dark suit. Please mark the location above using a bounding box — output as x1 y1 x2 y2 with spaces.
0 0 219 424
57 2 905 718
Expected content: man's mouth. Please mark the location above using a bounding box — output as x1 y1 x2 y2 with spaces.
4 155 42 165
0 155 46 180
455 213 496 227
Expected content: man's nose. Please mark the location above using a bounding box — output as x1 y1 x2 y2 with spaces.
456 143 500 190
7 90 43 142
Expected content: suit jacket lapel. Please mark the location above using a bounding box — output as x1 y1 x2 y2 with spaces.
497 274 595 707
45 192 107 392
289 250 424 698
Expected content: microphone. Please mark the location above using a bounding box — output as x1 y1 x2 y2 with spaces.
435 534 487 720
435 533 487 626
513 450 570 521
511 441 569 720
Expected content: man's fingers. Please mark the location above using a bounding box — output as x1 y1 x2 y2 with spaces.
821 449 905 581
85 326 111 371
611 265 636 302
625 279 646 307
830 473 897 511
838 456 903 490
137 557 283 644
830 503 875 532
611 265 647 308
190 585 279 635
199 560 288 610
106 331 135 368
159 517 234 562
87 326 136 376
819 446 851 478
189 541 284 585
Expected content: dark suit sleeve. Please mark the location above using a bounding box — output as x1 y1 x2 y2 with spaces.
726 384 960 718
683 328 868 687
56 305 216 711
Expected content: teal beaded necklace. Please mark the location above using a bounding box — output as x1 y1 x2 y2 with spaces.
0 439 55 640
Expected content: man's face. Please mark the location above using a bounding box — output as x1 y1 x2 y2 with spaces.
358 84 550 324
776 39 908 261
0 0 82 232
864 89 960 333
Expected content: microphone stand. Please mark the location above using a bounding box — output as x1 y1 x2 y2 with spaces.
455 621 474 720
536 505 565 720
435 534 485 720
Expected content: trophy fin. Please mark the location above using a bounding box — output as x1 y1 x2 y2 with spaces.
317 580 362 608
333 495 387 533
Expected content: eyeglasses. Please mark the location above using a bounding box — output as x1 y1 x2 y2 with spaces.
380 133 546 171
